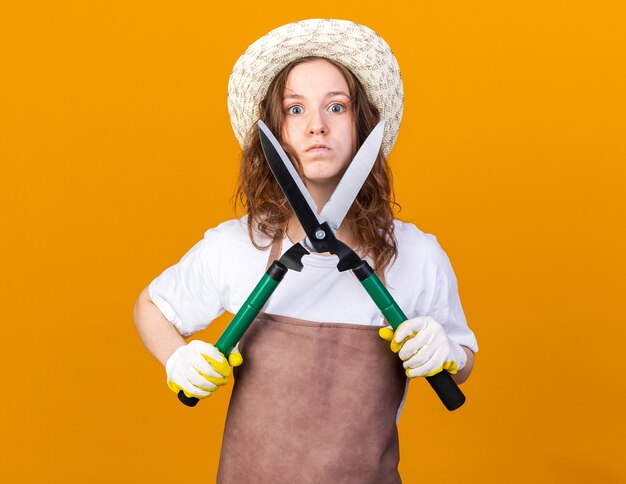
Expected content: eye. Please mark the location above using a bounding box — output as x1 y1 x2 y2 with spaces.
329 103 346 113
287 105 303 115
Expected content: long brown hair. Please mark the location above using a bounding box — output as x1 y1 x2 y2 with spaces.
235 56 400 278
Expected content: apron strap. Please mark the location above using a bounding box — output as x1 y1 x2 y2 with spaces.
265 229 286 271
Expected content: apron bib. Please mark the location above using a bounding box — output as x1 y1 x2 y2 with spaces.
217 239 406 483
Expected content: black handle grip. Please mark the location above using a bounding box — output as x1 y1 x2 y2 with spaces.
425 371 465 411
177 391 199 407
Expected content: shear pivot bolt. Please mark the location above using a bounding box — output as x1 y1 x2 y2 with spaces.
315 230 326 240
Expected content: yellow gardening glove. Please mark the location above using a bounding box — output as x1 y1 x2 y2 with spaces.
379 317 466 378
165 340 243 400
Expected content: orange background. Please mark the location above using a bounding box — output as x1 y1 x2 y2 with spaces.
2 1 625 483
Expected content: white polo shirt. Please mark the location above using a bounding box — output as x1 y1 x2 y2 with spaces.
149 216 478 420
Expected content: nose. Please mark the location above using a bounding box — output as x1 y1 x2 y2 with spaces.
307 109 327 135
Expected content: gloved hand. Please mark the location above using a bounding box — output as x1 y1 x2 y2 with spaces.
379 316 466 378
165 340 243 400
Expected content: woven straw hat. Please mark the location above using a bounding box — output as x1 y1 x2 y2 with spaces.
228 19 403 158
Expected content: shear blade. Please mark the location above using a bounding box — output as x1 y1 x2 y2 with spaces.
258 119 385 249
320 120 384 232
258 121 324 242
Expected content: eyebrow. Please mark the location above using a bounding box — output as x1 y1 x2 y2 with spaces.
283 91 351 101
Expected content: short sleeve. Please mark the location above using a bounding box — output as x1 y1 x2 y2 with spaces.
148 230 225 338
426 240 479 353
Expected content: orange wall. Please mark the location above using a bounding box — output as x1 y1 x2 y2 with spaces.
2 2 625 482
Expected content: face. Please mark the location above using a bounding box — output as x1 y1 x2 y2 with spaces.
280 59 356 189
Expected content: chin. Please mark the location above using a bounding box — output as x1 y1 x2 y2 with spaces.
303 173 341 185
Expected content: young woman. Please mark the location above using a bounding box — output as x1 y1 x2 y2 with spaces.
134 19 478 483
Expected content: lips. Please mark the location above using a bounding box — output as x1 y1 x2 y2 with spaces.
306 143 330 152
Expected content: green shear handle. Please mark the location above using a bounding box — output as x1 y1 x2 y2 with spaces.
177 246 465 411
177 261 288 407
356 261 466 411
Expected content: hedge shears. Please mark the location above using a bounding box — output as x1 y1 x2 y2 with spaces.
178 120 465 410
